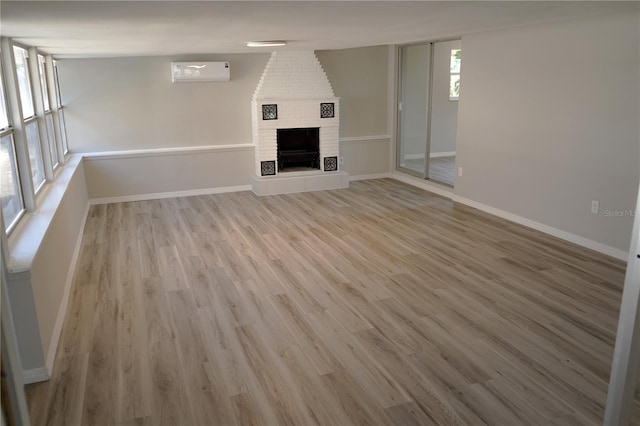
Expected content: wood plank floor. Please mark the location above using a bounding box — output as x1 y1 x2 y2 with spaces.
428 156 455 187
26 179 628 426
403 156 456 187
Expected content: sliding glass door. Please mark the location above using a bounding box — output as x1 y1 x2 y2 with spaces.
396 40 461 187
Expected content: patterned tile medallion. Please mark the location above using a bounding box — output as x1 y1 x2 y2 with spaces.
320 103 335 118
262 104 278 120
324 156 338 172
261 160 276 176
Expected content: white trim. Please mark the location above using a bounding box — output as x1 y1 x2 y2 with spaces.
392 172 454 199
403 153 425 160
81 143 255 161
350 172 392 181
430 151 456 158
89 185 252 205
392 171 627 260
7 155 83 273
339 135 391 144
452 194 628 261
23 367 49 385
45 201 90 375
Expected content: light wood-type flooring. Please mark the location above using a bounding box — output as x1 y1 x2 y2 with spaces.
26 179 629 425
403 156 456 187
428 156 455 187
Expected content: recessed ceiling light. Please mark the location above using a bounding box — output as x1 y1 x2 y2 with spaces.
246 41 287 47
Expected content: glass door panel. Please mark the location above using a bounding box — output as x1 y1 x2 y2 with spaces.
397 43 429 177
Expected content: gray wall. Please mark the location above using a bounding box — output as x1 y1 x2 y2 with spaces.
57 47 391 198
317 46 388 137
59 47 390 149
430 40 460 155
59 53 270 152
455 11 639 251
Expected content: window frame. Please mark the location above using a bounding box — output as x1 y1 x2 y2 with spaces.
0 59 26 234
52 60 69 155
12 42 47 194
37 52 60 169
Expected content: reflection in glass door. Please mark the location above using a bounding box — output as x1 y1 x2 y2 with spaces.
428 40 461 187
397 43 429 177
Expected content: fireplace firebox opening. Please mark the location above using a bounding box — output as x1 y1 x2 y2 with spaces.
277 127 320 172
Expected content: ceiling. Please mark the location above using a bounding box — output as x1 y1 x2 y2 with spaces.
1 1 637 58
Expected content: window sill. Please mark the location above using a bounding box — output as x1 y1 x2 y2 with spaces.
6 154 83 273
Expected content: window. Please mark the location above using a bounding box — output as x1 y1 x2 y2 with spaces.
13 46 35 118
53 61 68 154
0 65 25 231
449 48 461 100
38 54 59 168
14 45 45 191
37 55 50 111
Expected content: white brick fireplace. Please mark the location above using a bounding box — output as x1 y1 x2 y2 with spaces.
250 51 349 195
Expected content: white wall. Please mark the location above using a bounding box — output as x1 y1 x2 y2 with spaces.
455 11 639 252
430 40 460 155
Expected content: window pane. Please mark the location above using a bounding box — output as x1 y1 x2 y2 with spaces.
45 113 59 167
25 120 45 189
0 67 10 130
13 46 35 119
38 55 50 111
1 134 24 228
58 108 69 153
450 74 461 99
450 49 461 73
53 61 62 107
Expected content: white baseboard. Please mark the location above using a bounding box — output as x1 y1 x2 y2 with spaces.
90 185 252 205
45 201 90 376
391 171 627 261
391 172 454 199
430 151 456 158
349 172 392 181
452 194 628 261
23 367 49 384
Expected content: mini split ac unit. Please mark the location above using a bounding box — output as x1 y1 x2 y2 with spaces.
171 61 230 82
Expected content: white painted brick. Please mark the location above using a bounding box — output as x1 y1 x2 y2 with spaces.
252 51 340 177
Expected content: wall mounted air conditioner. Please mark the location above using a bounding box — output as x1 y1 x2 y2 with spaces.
171 61 230 82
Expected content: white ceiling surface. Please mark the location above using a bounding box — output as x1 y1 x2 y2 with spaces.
1 1 637 58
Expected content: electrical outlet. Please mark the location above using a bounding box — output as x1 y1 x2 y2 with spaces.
591 200 599 214
339 157 344 165
458 167 463 177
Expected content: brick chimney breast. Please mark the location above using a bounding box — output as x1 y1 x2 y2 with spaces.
252 51 340 177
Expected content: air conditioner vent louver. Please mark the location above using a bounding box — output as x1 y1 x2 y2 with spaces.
171 61 230 82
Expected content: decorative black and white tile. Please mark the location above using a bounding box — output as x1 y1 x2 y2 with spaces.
261 160 276 176
320 102 335 119
262 104 278 120
324 156 338 172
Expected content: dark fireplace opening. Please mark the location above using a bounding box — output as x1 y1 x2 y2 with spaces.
277 127 320 172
